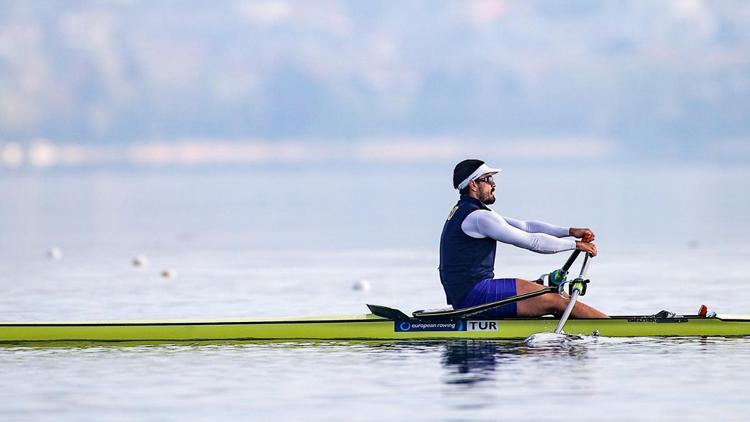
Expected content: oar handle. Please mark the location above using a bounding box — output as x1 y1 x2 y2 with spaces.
561 249 581 273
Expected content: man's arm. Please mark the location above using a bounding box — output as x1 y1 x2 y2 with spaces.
462 210 576 254
506 217 597 243
503 216 570 238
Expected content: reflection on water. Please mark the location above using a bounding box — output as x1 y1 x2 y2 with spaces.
6 334 739 376
441 336 594 385
2 336 750 421
442 340 505 384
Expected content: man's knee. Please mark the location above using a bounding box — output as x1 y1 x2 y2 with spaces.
515 278 546 294
535 292 567 314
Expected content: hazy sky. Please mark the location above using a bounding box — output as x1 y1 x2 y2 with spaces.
1 0 749 163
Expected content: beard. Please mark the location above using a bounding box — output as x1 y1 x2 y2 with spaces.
481 190 496 204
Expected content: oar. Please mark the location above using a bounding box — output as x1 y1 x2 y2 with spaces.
412 286 557 319
373 250 587 321
554 253 592 334
561 249 581 273
414 250 584 319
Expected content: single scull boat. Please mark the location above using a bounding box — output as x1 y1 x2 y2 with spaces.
1 311 749 344
2 252 747 344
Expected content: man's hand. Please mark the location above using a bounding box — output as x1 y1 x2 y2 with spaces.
570 227 595 242
575 241 598 257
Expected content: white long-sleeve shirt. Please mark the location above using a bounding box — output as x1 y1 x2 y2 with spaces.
461 209 576 253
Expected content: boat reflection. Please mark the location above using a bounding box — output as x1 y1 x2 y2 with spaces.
441 340 506 384
440 337 594 385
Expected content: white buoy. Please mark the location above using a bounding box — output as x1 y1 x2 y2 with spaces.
352 279 371 292
132 255 149 268
46 247 62 260
161 269 177 279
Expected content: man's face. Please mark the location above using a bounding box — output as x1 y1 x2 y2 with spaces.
475 173 496 204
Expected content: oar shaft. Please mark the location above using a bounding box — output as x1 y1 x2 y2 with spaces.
554 290 580 334
413 287 557 319
554 253 591 334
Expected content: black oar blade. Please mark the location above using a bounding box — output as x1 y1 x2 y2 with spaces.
367 304 410 320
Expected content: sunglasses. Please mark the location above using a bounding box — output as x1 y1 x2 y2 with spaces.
474 175 495 185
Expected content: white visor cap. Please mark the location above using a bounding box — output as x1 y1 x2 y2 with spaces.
456 163 502 190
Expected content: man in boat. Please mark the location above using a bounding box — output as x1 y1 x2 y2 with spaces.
439 159 607 318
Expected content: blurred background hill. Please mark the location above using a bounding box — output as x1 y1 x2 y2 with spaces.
1 0 749 169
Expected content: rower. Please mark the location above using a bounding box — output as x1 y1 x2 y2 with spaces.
438 159 607 319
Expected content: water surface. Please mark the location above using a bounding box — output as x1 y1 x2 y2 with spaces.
1 165 749 421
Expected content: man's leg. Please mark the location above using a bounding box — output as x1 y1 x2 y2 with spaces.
514 278 608 318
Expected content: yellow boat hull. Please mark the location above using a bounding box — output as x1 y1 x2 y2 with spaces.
1 314 749 344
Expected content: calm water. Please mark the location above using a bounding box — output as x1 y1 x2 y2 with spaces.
1 165 749 421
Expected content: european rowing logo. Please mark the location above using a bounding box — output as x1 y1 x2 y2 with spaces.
395 320 461 332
